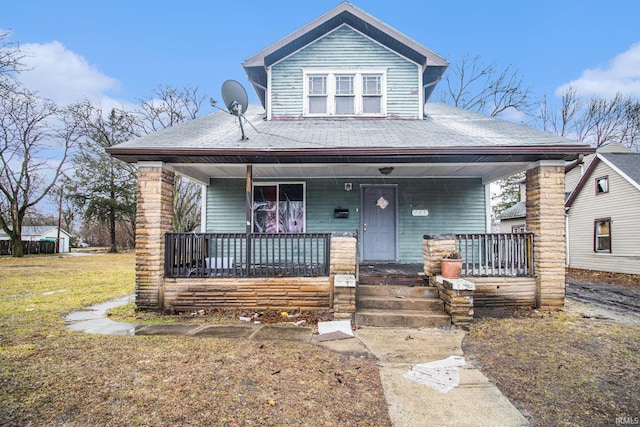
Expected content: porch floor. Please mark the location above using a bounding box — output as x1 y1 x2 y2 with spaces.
359 263 426 286
360 263 424 276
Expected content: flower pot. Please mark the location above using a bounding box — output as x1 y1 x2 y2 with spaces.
440 258 463 279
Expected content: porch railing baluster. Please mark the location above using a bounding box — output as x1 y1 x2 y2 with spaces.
164 232 331 278
455 233 535 277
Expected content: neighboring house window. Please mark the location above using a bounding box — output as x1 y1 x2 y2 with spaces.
303 68 386 117
594 218 611 253
595 176 609 194
253 183 305 233
511 225 526 233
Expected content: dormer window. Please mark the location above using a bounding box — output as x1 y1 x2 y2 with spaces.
303 68 387 117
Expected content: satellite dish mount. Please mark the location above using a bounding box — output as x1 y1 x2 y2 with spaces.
221 80 249 140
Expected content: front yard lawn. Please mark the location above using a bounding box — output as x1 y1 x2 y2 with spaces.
0 253 390 426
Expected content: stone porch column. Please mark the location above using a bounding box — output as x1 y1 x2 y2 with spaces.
135 162 175 310
330 232 357 320
526 161 566 310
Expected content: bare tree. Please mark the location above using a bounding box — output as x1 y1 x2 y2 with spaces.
539 87 640 151
137 85 205 231
437 53 534 118
0 31 25 84
0 83 80 256
173 177 202 232
538 86 584 138
136 85 205 133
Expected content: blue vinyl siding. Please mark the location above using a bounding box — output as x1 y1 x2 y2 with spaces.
271 25 420 119
206 177 486 263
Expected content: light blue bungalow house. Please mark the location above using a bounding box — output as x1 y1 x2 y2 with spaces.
108 2 592 324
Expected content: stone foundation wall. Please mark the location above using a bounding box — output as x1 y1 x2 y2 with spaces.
473 277 536 307
163 277 331 312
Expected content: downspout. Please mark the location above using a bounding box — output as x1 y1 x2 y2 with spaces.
565 207 570 267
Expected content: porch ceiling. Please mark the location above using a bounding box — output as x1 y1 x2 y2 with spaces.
173 161 530 185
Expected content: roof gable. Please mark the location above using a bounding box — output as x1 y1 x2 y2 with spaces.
242 2 447 107
565 152 640 207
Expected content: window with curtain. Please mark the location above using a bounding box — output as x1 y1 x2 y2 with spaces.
253 183 305 233
594 218 611 252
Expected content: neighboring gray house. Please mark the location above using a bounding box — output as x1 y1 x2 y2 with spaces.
0 226 71 253
565 142 633 195
107 2 592 315
565 150 640 274
498 201 526 233
498 179 526 233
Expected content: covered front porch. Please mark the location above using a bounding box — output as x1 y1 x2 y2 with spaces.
132 159 568 316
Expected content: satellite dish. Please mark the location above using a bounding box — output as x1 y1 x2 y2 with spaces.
221 80 248 116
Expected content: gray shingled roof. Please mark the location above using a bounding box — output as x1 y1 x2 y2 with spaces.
600 152 640 187
110 103 587 152
498 201 526 220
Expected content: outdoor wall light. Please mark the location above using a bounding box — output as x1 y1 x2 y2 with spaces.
378 167 394 175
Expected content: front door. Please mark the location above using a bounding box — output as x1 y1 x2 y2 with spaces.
361 185 397 262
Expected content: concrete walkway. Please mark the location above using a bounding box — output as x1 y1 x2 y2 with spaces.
65 301 529 426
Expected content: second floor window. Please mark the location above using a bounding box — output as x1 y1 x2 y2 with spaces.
595 176 609 194
304 68 386 117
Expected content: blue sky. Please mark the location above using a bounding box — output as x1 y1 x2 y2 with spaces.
3 0 639 115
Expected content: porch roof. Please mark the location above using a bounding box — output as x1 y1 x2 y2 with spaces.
108 103 592 169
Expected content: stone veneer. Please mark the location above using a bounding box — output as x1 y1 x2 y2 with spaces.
135 163 175 310
422 234 457 278
526 162 566 310
434 276 475 325
330 234 358 319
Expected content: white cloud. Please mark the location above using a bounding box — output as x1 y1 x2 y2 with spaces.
556 42 640 99
18 41 121 105
496 107 526 124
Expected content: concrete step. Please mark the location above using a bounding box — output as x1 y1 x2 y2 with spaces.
358 274 428 286
357 284 439 299
356 295 444 311
355 309 451 328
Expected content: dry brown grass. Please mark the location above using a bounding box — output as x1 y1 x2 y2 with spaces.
464 310 640 427
0 253 390 426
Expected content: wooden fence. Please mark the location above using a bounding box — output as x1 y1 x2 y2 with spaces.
0 240 57 255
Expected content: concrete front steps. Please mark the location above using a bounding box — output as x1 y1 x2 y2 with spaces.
355 284 451 328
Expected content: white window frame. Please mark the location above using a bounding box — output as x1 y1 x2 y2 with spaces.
252 182 306 233
302 68 387 117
